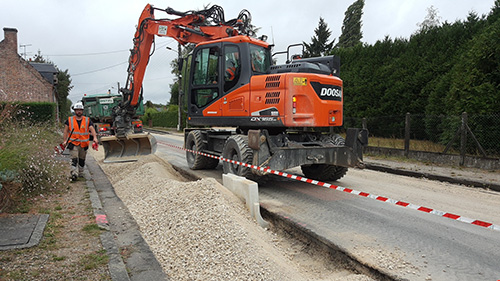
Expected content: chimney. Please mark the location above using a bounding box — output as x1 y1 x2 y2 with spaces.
3 27 18 54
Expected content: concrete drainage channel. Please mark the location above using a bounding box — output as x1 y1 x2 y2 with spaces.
172 165 395 281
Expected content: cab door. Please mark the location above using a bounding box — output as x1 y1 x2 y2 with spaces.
188 43 222 118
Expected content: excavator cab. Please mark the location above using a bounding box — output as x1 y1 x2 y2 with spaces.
186 37 273 126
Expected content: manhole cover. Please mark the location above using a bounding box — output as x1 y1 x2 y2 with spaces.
0 213 49 250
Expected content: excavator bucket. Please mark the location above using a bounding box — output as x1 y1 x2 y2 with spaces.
100 133 157 163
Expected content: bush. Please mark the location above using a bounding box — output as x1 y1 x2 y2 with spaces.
141 107 159 126
0 105 66 212
149 105 182 128
0 102 57 123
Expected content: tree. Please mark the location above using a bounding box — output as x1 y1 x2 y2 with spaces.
488 0 500 24
303 17 335 57
417 5 442 32
56 69 73 121
446 18 500 114
337 0 365 48
168 44 194 105
168 82 179 105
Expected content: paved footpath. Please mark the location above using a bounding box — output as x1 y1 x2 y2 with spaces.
365 156 500 192
86 156 168 281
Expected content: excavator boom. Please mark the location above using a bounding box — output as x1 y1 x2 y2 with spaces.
102 3 253 162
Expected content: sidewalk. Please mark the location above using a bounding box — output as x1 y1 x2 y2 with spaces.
85 155 168 281
364 156 500 192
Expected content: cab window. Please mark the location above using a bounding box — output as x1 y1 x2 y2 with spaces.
249 44 271 74
192 46 220 108
224 45 241 92
193 47 219 85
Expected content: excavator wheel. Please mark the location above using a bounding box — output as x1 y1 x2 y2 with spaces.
186 130 219 170
221 135 256 179
301 164 348 182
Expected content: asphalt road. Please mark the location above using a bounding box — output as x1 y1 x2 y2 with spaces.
153 132 500 281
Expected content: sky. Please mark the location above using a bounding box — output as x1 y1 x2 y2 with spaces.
0 0 496 105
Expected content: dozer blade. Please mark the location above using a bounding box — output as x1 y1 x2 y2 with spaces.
101 133 157 163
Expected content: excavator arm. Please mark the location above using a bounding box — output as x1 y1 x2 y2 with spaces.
103 3 253 161
121 4 251 111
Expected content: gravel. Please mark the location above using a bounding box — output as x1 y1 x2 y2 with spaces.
92 151 373 281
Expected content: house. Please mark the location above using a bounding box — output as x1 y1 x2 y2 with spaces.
0 27 57 103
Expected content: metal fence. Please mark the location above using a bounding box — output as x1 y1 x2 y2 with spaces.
344 112 500 159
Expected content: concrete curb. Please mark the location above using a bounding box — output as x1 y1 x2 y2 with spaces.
222 173 269 228
84 169 130 281
85 155 168 281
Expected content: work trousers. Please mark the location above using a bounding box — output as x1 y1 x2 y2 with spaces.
69 144 88 177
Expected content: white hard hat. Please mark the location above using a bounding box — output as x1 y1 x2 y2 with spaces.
72 102 84 110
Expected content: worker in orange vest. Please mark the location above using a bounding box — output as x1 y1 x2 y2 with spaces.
62 102 98 181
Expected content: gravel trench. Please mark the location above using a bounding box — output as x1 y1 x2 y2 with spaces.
92 151 373 281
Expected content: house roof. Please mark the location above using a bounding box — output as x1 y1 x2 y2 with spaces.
29 62 58 85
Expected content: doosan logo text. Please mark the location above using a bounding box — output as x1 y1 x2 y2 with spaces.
320 88 342 98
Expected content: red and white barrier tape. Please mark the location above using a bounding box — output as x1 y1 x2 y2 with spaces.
159 140 500 232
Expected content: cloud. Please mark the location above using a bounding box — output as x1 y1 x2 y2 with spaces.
1 0 494 104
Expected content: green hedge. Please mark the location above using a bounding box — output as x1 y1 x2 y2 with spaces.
142 105 187 129
1 102 57 123
150 109 178 128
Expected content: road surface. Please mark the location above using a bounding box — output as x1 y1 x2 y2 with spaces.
153 132 500 281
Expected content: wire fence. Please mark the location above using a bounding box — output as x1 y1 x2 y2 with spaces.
344 112 500 159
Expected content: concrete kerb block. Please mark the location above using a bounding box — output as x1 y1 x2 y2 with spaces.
84 164 130 281
222 173 269 228
84 171 109 231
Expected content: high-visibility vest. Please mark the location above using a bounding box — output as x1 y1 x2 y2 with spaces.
68 116 90 147
226 66 236 81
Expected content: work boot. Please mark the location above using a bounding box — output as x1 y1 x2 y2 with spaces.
71 171 78 182
70 163 79 181
78 165 84 178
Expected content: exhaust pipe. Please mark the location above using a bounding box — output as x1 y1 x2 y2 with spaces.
101 133 157 163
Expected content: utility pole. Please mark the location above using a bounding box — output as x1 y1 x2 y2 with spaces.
177 43 184 132
167 44 184 131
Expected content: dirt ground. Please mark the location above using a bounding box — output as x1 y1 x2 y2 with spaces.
0 171 110 280
91 149 373 281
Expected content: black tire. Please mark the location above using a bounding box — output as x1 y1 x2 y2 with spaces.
222 135 256 179
204 154 220 169
321 134 345 146
186 130 219 170
301 164 348 182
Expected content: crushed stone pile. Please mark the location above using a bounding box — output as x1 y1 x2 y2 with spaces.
93 151 373 281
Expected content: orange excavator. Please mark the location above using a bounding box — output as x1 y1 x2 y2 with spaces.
102 4 368 181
